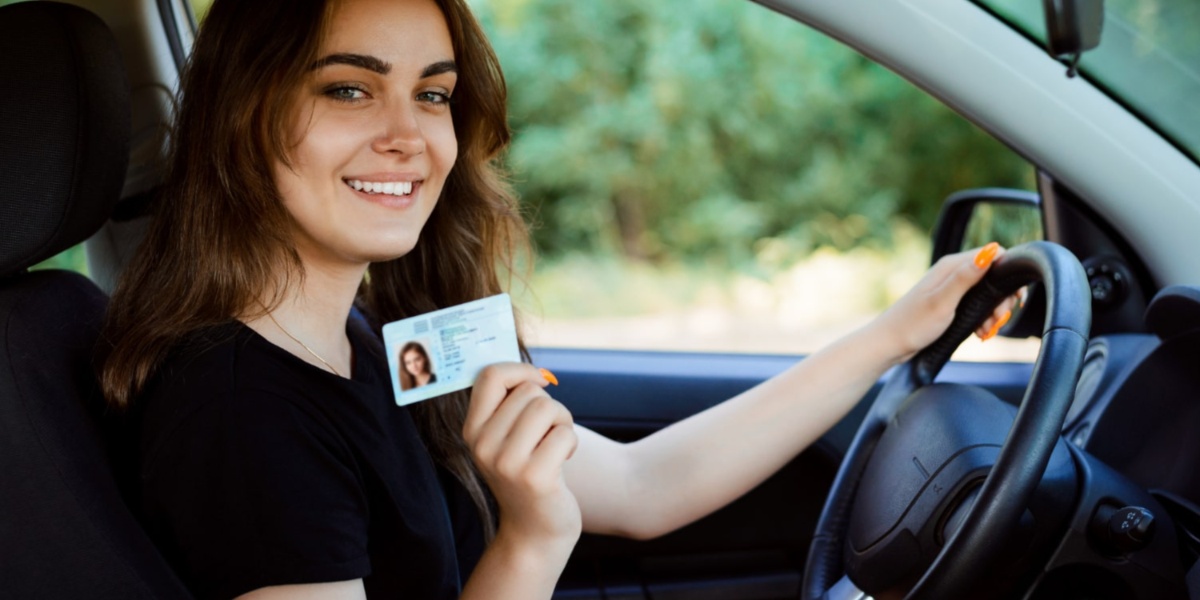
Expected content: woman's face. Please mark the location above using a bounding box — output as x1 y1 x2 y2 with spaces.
274 0 458 268
403 349 427 376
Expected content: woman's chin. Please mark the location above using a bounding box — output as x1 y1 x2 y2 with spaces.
358 239 422 264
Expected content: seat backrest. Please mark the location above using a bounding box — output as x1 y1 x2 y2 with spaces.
0 2 191 597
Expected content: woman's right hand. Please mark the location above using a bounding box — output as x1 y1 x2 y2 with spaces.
463 363 581 553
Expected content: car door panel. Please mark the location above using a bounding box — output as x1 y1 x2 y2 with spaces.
533 347 1035 598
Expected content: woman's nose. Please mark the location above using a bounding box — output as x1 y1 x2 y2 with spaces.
373 106 426 156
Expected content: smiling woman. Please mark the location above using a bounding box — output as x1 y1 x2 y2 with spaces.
99 0 575 598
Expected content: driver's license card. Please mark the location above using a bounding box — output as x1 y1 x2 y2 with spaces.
382 293 520 406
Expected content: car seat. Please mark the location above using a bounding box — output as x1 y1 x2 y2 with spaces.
0 2 191 597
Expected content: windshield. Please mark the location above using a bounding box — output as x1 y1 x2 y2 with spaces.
975 0 1200 165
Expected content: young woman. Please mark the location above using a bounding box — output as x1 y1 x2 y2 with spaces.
100 0 1014 598
399 342 437 389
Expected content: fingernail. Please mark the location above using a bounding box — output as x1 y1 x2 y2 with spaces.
981 310 1013 341
539 368 559 386
974 242 1000 269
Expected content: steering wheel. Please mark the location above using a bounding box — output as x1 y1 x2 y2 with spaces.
802 241 1091 600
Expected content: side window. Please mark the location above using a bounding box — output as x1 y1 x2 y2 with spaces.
474 0 1039 361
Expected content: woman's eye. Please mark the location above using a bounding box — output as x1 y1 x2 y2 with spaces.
325 85 368 102
417 90 452 106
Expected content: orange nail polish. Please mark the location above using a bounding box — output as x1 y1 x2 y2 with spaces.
974 242 1000 269
982 310 1013 341
539 368 559 386
996 309 1013 330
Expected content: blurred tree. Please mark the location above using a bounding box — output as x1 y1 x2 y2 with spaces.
474 0 1034 266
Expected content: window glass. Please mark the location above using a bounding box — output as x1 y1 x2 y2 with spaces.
475 0 1039 361
975 0 1200 165
31 244 88 275
190 0 212 22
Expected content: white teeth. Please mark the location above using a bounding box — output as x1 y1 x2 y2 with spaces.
345 179 417 196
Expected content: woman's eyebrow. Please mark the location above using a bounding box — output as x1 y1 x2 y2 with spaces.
309 53 392 74
422 60 458 78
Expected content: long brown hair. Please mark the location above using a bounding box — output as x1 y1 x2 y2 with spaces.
100 0 524 539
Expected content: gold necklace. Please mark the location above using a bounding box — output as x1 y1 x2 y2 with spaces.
263 310 343 377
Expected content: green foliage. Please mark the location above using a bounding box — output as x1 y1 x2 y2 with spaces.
31 244 88 275
475 0 1034 267
191 0 213 21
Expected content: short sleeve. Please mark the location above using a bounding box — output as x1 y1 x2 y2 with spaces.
139 390 371 599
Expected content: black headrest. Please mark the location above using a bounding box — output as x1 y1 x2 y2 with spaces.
0 1 130 277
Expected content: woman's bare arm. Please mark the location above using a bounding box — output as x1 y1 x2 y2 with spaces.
236 580 365 600
564 245 1015 539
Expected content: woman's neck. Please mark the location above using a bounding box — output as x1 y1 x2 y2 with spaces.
243 256 367 377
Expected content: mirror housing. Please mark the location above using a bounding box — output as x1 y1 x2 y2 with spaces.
1043 0 1104 73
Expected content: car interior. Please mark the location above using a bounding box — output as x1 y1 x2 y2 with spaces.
3 0 1200 599
0 2 191 597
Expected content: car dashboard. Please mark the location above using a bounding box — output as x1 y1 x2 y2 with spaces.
1055 285 1200 593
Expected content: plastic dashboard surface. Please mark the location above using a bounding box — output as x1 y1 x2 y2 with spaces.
1064 286 1200 517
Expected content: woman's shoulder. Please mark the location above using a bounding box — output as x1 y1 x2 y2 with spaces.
136 321 360 475
148 319 362 400
137 322 332 444
145 320 273 401
136 319 391 465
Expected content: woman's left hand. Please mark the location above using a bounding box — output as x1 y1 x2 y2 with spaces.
872 242 1019 364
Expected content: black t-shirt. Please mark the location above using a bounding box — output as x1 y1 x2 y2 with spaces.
133 319 484 599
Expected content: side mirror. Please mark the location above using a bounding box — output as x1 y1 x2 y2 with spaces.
931 188 1043 263
931 188 1045 338
1043 0 1105 76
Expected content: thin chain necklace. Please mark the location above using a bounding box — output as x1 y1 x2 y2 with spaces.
262 309 343 378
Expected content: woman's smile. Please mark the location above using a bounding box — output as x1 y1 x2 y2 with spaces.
343 175 424 208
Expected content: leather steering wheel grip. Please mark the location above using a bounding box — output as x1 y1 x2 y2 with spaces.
802 241 1091 600
914 242 1092 385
